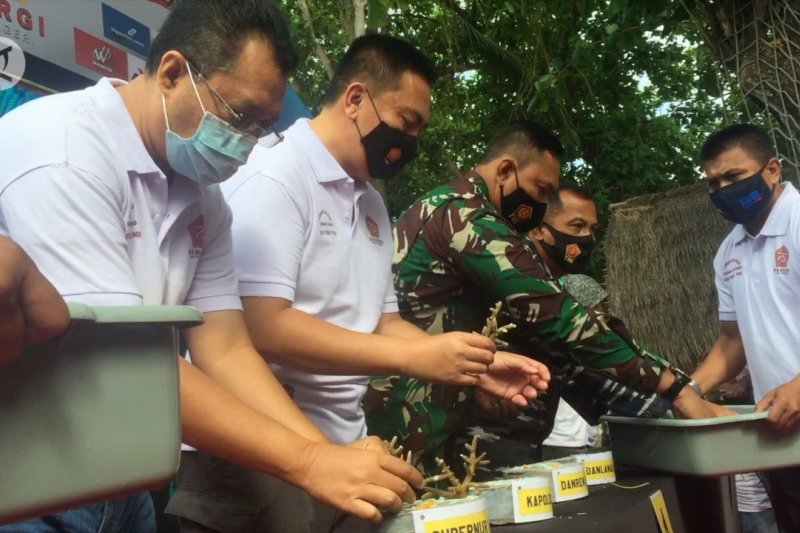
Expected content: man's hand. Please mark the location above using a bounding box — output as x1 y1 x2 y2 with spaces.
297 442 422 523
0 237 69 365
707 402 739 418
403 331 496 385
672 388 726 419
348 435 393 454
756 375 800 432
477 351 550 407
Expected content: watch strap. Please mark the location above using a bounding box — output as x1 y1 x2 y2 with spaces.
662 371 692 402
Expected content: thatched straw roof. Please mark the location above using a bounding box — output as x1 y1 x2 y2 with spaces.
603 182 732 370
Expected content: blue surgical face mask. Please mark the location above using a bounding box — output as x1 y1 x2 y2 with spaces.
162 62 257 185
709 166 773 225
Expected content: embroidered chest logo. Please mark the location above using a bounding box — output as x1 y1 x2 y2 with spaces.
125 203 141 240
187 215 205 258
365 215 383 246
774 244 790 275
723 257 743 282
319 210 336 237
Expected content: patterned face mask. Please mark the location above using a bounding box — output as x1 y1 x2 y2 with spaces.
709 166 772 224
355 89 418 180
540 222 595 274
500 168 548 233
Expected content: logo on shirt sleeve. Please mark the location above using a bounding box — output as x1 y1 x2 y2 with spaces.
365 215 384 246
774 244 790 274
187 215 205 258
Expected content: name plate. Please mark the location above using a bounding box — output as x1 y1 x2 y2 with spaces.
412 497 490 533
511 475 554 523
551 463 589 502
576 451 616 485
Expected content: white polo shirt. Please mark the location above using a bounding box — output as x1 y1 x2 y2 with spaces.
222 118 397 443
0 78 240 312
714 182 800 401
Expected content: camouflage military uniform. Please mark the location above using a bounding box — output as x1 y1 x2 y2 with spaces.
364 172 667 474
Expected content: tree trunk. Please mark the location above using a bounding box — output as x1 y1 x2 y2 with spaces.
353 0 368 37
297 0 335 79
351 0 389 201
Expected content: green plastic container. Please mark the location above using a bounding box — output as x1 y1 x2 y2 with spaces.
602 405 800 476
0 303 203 524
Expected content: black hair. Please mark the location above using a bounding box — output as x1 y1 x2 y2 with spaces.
545 181 594 219
699 123 776 165
479 120 565 166
322 33 437 104
145 0 298 76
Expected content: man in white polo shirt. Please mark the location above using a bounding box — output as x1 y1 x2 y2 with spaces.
178 34 548 529
228 34 549 441
691 124 800 532
0 2 422 532
0 237 69 366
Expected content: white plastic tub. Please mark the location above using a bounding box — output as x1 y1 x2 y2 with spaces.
602 405 800 476
0 303 203 523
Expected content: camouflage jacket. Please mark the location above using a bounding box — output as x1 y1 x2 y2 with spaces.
364 173 663 473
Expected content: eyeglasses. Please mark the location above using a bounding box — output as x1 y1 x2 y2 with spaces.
189 62 284 147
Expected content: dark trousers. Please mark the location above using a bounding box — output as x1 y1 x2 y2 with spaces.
762 466 800 533
0 493 155 533
166 451 373 533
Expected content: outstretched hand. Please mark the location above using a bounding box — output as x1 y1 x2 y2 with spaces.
477 351 550 407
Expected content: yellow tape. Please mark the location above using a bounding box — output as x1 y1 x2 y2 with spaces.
423 510 490 533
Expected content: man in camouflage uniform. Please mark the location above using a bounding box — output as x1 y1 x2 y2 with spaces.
364 121 718 474
466 181 605 466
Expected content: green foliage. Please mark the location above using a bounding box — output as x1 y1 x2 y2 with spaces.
276 0 731 278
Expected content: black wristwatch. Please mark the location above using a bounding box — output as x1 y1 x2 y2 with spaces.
662 369 693 402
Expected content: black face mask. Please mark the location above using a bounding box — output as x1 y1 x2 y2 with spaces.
709 167 773 224
355 91 418 180
500 169 548 233
539 222 595 274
